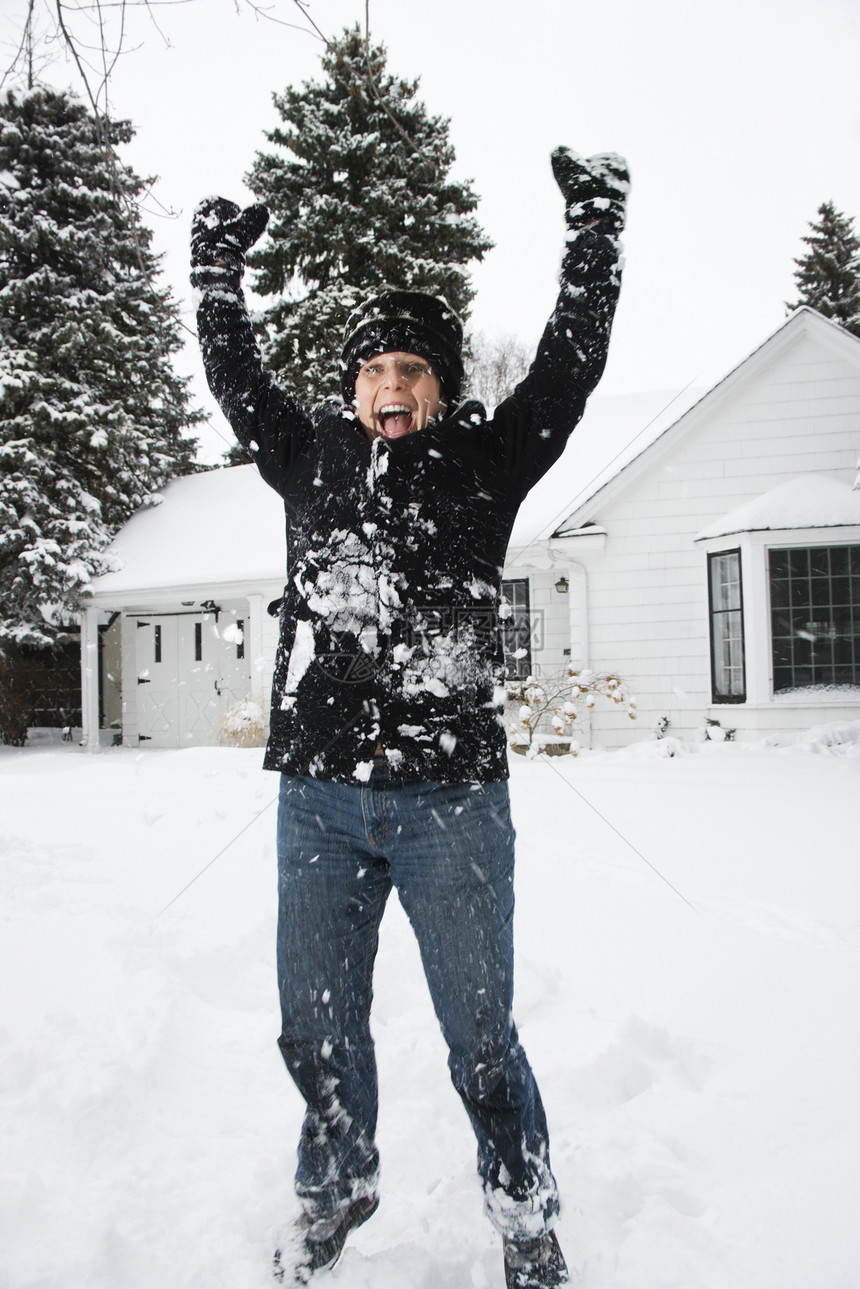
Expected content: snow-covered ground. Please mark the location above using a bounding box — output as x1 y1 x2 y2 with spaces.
2 727 859 1289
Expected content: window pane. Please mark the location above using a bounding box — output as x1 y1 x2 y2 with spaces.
713 611 745 696
792 635 811 668
814 637 834 668
811 576 832 609
830 577 849 607
708 551 745 700
770 546 860 691
769 549 788 578
830 547 849 576
789 549 810 578
500 578 532 681
771 636 792 667
834 636 853 664
711 555 733 608
791 578 810 607
810 547 830 577
770 578 790 609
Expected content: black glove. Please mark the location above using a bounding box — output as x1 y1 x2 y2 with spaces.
190 196 269 273
551 148 629 237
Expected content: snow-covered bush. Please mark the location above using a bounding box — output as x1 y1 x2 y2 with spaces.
507 666 637 756
696 717 736 743
216 699 267 748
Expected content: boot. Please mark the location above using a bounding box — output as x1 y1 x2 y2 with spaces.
273 1195 379 1284
503 1229 570 1288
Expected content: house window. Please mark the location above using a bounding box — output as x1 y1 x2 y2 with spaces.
236 619 245 660
769 545 860 692
708 550 746 702
500 578 532 680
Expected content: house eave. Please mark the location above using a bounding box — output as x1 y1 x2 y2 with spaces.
82 575 284 611
696 522 860 545
558 308 860 530
547 529 608 552
506 531 607 568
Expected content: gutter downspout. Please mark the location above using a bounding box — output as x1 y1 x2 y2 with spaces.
569 560 590 672
568 560 592 748
547 548 591 669
548 550 592 747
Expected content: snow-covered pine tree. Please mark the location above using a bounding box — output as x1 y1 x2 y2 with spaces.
245 25 493 405
0 87 202 657
786 201 860 337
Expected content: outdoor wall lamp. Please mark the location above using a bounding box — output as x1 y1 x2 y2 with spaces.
555 576 569 594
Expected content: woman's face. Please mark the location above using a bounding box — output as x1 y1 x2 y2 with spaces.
354 352 445 440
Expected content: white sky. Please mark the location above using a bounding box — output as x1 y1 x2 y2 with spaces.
4 0 860 462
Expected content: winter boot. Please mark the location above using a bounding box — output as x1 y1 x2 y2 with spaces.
503 1229 570 1289
273 1195 379 1284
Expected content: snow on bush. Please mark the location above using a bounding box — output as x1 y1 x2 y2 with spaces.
507 666 636 756
216 698 267 748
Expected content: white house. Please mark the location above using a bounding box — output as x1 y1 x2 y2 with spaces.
79 452 582 750
506 306 860 748
80 307 860 751
79 466 287 749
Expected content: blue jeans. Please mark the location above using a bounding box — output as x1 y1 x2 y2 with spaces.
276 769 559 1239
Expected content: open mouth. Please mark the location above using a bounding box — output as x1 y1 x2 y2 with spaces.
377 403 415 439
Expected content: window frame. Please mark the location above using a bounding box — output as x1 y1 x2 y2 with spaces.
500 577 533 681
767 542 860 694
707 548 747 703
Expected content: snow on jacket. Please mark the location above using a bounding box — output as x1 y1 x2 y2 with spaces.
195 229 622 782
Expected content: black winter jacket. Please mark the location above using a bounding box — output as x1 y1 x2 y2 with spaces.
195 229 622 782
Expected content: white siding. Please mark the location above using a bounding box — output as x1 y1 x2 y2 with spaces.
570 328 860 748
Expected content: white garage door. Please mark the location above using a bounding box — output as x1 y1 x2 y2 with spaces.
134 607 251 747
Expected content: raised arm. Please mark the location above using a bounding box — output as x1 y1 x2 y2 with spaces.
487 148 629 497
190 197 313 491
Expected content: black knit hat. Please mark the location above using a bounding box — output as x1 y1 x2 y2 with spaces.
340 289 464 406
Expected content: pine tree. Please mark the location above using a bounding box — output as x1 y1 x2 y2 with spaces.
0 87 202 654
245 25 493 404
786 201 860 337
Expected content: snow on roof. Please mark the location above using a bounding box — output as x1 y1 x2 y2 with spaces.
550 308 860 538
89 465 286 597
696 475 860 540
510 384 706 550
89 391 706 599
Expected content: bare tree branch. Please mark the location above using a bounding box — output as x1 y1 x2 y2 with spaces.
465 333 532 409
362 0 420 153
2 0 326 100
286 0 329 44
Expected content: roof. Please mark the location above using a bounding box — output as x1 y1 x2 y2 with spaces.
88 465 286 598
509 385 706 549
88 308 860 601
90 393 699 599
696 474 860 540
552 308 860 535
